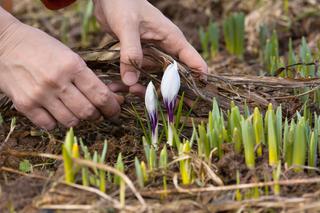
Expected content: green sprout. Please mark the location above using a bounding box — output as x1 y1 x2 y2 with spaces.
272 161 281 196
266 104 279 166
159 145 168 198
241 118 255 169
198 122 210 160
232 127 242 154
308 130 318 168
263 31 279 75
179 141 192 185
114 153 125 208
140 161 148 184
199 22 219 59
287 38 297 78
80 0 99 47
19 159 32 173
276 106 283 159
235 170 242 201
79 138 90 186
259 24 270 60
229 103 242 153
292 117 307 172
199 26 209 59
62 128 75 183
253 107 265 157
223 12 245 58
134 157 144 188
299 37 314 77
98 141 108 193
208 22 220 58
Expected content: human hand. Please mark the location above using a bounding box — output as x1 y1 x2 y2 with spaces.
93 0 208 87
0 8 122 130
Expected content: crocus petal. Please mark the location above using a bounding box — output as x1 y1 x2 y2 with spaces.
145 81 157 117
160 60 180 105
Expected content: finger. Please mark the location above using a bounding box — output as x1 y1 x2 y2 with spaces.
43 98 79 128
118 23 143 86
108 82 145 98
73 67 121 118
156 21 208 74
129 83 146 98
25 107 56 130
59 84 101 121
108 82 129 93
115 94 125 105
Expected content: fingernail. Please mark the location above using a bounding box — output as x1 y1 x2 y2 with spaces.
123 71 139 86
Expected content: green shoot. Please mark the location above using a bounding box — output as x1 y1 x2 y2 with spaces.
259 24 270 57
149 146 157 171
266 104 279 166
264 31 279 75
114 153 125 208
223 12 245 58
190 118 199 148
292 117 307 172
208 22 219 58
199 26 209 59
235 170 242 201
63 128 75 183
175 92 185 129
253 107 265 156
308 130 318 167
243 101 250 119
141 161 148 183
179 141 192 185
272 161 281 196
98 141 108 193
199 22 219 59
198 122 210 160
241 118 256 169
286 120 295 167
287 38 297 78
134 157 144 188
229 104 242 153
232 127 242 154
299 37 314 77
132 104 151 145
81 0 94 47
80 138 90 187
159 145 168 198
276 106 283 158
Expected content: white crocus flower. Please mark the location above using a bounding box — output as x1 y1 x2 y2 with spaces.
145 81 158 147
160 60 181 146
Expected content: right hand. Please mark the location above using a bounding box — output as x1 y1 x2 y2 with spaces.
0 18 122 130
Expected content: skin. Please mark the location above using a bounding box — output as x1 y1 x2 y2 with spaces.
0 0 207 130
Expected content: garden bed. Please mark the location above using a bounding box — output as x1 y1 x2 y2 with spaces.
1 0 320 212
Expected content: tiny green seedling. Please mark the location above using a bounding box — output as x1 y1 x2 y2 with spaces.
19 159 32 173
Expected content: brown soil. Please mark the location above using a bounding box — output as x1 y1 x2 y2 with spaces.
1 0 320 212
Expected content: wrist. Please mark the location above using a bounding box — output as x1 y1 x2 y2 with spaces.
0 7 23 57
0 7 18 35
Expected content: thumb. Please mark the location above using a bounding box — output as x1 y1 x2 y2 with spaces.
118 24 143 86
